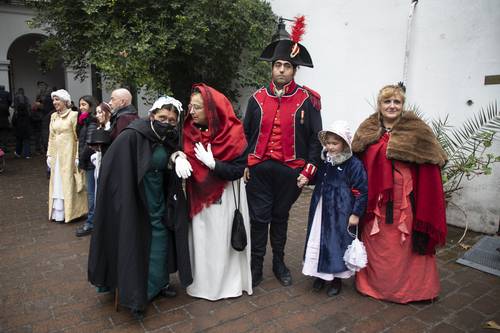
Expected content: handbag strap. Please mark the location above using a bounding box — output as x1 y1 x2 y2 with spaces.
231 180 240 211
347 224 358 239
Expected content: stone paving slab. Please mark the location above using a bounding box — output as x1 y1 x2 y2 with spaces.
0 154 499 333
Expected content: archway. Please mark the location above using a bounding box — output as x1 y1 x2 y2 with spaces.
7 33 65 104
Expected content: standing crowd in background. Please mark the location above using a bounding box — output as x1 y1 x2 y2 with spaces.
0 17 448 322
0 82 54 160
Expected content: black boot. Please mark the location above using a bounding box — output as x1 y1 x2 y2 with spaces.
75 223 93 237
251 265 263 288
251 221 268 287
131 308 145 320
312 278 325 291
160 284 177 298
270 221 292 286
272 257 292 286
326 278 342 297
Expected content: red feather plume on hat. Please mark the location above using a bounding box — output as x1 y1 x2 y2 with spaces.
290 15 306 43
290 15 306 58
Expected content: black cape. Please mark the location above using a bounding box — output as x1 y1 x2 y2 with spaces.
88 119 192 311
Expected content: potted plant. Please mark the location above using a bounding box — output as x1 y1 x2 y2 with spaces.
430 102 500 202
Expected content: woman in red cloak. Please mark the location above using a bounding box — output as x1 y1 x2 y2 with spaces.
173 83 253 300
352 84 447 303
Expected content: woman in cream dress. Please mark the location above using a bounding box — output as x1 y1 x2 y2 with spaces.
47 89 87 223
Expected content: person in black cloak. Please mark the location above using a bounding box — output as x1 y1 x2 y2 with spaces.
88 96 192 320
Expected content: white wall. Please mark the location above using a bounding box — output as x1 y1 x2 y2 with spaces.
0 5 38 92
65 68 92 103
265 0 500 233
100 84 150 118
0 6 39 60
8 34 66 103
408 0 500 124
266 0 500 126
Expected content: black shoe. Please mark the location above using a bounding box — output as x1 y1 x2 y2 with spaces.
160 284 177 298
75 224 93 237
131 308 144 321
312 278 325 291
272 261 292 286
252 271 263 287
326 278 342 297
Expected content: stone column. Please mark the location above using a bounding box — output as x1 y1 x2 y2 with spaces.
0 59 11 91
65 66 92 101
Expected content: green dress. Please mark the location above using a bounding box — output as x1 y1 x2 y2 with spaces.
143 145 169 300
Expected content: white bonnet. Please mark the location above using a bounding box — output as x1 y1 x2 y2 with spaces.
148 96 183 115
51 89 71 103
318 120 353 151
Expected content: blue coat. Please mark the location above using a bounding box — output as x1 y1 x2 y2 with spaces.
305 156 368 274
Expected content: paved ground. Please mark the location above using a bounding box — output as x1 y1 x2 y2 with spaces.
1 153 499 333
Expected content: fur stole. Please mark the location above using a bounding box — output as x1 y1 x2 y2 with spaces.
352 112 447 167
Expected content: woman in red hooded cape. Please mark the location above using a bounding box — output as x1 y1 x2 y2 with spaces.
178 83 252 300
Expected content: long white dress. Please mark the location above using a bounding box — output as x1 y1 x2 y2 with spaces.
187 179 253 300
51 156 65 221
302 197 354 280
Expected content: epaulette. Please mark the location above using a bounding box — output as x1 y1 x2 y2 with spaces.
253 86 267 97
302 86 321 111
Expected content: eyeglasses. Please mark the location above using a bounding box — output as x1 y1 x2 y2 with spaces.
188 103 204 112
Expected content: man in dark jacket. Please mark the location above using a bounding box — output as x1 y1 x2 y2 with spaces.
108 88 139 140
0 85 12 152
38 83 54 154
243 22 322 288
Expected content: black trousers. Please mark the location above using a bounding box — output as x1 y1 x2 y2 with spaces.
246 160 302 271
0 128 10 150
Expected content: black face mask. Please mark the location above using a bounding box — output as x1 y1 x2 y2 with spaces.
151 120 177 141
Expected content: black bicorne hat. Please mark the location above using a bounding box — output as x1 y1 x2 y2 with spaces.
259 40 313 68
259 16 313 68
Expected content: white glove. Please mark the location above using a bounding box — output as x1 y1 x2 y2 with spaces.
75 158 79 168
46 156 51 169
194 142 216 170
170 150 187 163
175 156 193 179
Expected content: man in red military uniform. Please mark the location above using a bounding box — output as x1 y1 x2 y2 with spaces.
244 17 322 287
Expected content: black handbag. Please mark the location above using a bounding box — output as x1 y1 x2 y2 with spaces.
231 181 247 251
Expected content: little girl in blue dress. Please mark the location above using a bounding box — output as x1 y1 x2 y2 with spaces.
302 120 368 296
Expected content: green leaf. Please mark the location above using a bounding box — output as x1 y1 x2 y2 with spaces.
29 0 276 103
430 101 500 199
